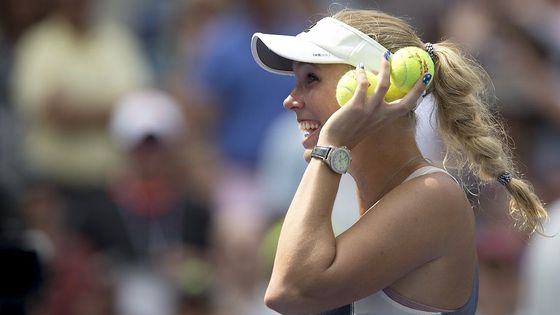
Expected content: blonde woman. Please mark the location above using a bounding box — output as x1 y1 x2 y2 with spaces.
250 8 547 315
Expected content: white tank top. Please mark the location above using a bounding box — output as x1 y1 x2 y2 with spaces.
316 166 478 315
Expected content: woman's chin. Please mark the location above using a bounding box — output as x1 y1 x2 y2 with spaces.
301 128 320 150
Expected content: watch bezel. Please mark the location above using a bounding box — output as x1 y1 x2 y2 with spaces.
327 146 351 174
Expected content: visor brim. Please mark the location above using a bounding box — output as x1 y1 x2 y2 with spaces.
251 33 347 75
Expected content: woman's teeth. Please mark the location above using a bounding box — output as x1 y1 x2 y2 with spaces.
298 121 320 137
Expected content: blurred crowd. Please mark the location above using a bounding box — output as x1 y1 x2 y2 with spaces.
1 0 559 315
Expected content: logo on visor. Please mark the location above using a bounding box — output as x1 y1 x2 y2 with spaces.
313 53 331 57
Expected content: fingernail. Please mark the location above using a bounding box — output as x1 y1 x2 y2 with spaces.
384 50 391 61
357 63 365 69
422 73 432 85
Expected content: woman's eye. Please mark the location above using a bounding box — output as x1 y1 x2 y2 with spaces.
305 73 319 85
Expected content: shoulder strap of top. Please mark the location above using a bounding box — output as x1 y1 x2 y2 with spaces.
404 166 459 185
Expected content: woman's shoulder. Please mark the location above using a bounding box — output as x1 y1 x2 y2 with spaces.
400 166 466 205
378 168 477 309
393 167 471 222
372 166 474 249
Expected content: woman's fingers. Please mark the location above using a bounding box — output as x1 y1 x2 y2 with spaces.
351 63 369 106
351 56 391 110
370 57 391 105
390 73 430 115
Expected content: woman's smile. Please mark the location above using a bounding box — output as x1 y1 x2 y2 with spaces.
298 119 322 149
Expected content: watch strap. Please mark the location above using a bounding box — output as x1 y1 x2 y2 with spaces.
311 146 331 160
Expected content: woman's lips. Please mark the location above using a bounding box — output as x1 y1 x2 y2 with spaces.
297 120 321 149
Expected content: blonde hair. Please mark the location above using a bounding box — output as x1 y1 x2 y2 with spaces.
332 9 548 233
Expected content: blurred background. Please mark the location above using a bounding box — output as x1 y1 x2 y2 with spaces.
1 0 559 314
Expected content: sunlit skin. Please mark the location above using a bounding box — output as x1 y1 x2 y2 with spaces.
285 60 431 212
284 62 345 154
266 57 477 314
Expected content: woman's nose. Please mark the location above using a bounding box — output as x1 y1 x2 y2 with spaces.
283 91 304 111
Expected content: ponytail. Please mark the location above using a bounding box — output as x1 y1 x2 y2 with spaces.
431 41 548 233
331 9 548 233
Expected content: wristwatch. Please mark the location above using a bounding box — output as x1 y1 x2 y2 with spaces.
311 145 351 174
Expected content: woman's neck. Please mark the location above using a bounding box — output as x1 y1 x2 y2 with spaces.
348 123 429 214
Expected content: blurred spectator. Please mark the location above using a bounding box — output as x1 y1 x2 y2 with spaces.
515 201 560 315
19 181 113 315
165 0 228 95
182 1 322 314
44 90 212 315
28 89 216 315
104 89 213 315
0 0 50 197
187 0 318 221
514 129 560 315
442 0 560 129
162 0 230 217
0 0 50 108
11 0 151 243
104 89 212 263
475 208 527 315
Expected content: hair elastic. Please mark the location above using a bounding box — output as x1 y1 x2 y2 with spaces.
497 172 512 186
424 42 435 60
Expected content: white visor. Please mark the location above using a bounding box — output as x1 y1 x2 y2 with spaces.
251 17 388 75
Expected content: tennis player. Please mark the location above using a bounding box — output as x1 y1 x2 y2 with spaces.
251 8 547 315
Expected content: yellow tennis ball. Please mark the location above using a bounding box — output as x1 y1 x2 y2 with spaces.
384 82 407 102
390 46 435 94
336 69 377 106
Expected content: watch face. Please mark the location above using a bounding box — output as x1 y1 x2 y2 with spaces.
330 148 351 174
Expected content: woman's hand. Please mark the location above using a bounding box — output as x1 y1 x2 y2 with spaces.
317 57 429 149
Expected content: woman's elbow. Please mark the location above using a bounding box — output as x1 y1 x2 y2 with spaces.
264 284 289 313
264 283 308 315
